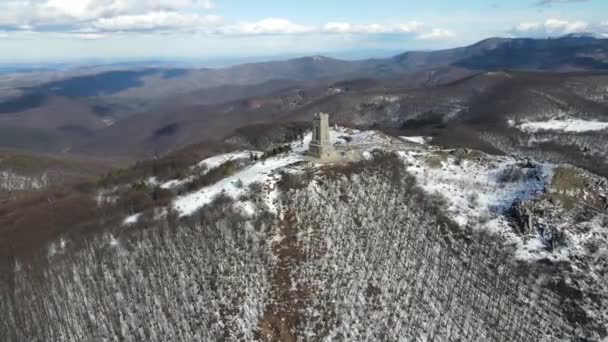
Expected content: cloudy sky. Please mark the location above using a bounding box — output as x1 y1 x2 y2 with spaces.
0 0 606 62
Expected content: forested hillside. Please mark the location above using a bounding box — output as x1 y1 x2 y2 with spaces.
0 128 606 341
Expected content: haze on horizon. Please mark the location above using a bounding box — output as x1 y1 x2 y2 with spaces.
0 0 607 62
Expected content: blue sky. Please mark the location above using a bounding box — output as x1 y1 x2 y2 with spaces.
0 0 606 62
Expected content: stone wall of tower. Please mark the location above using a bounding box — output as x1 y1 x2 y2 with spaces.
308 112 334 160
313 113 330 144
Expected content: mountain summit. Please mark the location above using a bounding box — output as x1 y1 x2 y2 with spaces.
1 120 606 340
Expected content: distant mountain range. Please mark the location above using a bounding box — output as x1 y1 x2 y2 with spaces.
0 35 607 160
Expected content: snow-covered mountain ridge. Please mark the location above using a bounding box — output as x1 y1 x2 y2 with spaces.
123 127 607 264
1 127 607 341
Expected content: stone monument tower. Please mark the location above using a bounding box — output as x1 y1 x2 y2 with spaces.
308 112 335 160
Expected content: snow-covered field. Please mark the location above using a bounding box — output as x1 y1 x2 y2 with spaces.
399 151 550 226
158 151 261 190
331 128 399 150
0 171 48 191
511 118 608 133
173 155 303 216
195 151 258 170
169 128 401 217
107 124 604 279
400 136 430 145
123 126 604 266
398 149 559 260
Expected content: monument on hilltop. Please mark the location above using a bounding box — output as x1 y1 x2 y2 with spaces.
307 112 335 160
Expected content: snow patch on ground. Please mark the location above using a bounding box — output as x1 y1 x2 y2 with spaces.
96 190 118 206
292 132 312 153
173 155 303 216
109 235 120 247
47 238 69 258
515 236 552 260
0 171 48 191
102 118 115 127
233 200 257 217
400 136 430 145
512 119 608 133
123 213 142 225
196 151 259 170
160 150 261 189
146 177 159 186
371 95 400 103
161 178 190 190
398 150 556 260
332 128 396 150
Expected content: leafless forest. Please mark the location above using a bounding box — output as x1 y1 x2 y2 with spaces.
0 154 597 341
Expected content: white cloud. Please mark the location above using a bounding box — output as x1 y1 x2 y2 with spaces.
322 22 424 34
544 18 588 33
48 31 108 39
0 1 457 43
513 18 589 37
537 0 589 5
43 0 216 18
0 0 216 27
221 18 315 35
516 22 542 32
92 12 222 31
320 21 454 41
0 29 106 45
416 28 456 40
600 23 608 38
68 32 106 40
220 20 454 40
418 28 456 40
